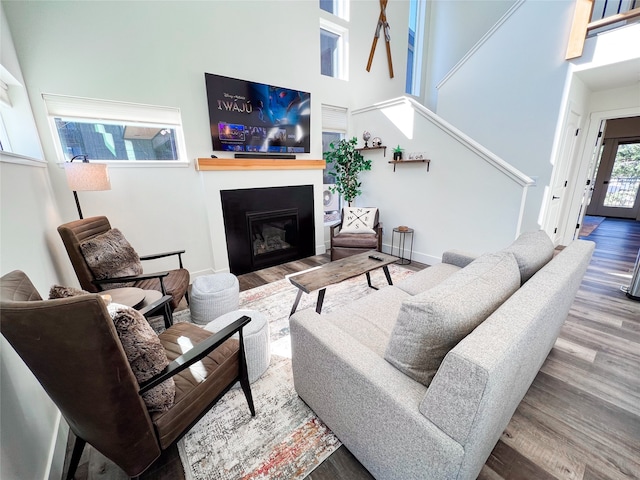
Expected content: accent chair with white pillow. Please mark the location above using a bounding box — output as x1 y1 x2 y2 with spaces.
329 207 383 260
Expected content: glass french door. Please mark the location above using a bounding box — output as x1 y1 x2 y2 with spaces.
587 138 640 219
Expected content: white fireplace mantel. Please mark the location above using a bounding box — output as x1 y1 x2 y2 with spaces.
197 158 327 275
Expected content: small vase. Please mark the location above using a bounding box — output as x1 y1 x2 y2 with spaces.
393 151 402 161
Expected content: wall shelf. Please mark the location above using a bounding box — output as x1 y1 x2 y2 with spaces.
388 159 430 172
356 145 387 157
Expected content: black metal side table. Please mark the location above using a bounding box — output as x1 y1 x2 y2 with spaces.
391 227 414 265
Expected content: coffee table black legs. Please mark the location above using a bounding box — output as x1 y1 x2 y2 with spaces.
383 265 393 286
366 266 393 290
289 287 326 316
316 288 326 314
290 266 394 316
290 289 303 317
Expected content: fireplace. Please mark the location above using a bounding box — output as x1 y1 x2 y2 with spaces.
221 185 315 274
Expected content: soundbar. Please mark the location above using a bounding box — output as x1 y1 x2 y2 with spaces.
234 153 297 160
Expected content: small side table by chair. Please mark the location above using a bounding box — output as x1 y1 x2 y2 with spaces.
391 227 414 265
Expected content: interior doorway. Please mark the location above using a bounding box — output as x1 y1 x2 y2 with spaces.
586 136 640 218
585 117 640 220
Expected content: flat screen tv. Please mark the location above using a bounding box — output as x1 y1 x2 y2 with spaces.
205 73 311 154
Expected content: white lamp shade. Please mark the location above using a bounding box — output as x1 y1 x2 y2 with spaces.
64 162 111 191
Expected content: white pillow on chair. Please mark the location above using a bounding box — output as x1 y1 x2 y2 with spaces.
340 207 378 234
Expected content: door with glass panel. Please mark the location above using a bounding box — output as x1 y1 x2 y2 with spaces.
586 138 640 219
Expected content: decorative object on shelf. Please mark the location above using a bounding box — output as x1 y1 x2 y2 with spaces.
324 137 372 206
372 137 382 147
366 0 394 78
393 145 403 161
398 225 409 232
63 154 111 219
362 131 371 148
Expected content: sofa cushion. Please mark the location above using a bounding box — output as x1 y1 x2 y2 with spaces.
326 286 412 356
80 228 143 288
384 252 520 386
502 230 554 284
395 263 461 296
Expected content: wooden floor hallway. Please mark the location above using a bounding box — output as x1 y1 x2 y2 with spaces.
66 218 640 480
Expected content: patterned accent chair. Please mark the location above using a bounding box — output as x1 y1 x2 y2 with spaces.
330 207 383 261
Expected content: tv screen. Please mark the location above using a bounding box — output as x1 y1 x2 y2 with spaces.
205 73 311 154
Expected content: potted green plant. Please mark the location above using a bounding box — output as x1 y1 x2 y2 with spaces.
393 145 403 161
324 137 372 206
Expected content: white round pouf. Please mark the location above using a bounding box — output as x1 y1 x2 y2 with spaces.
190 273 239 325
203 309 271 384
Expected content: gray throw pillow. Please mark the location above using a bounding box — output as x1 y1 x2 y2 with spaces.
80 228 143 288
111 306 175 412
502 230 554 284
384 252 520 386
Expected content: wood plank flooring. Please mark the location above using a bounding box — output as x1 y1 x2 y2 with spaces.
66 219 640 480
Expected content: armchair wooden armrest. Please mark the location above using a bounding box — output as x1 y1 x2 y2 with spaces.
93 271 170 295
138 294 173 328
139 315 251 394
139 250 186 269
329 221 342 237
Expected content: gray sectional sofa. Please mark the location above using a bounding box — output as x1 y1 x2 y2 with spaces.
290 231 595 480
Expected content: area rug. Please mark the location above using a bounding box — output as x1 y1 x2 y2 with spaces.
175 264 414 480
579 215 605 237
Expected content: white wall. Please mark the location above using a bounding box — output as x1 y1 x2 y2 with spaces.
1 4 69 479
423 0 515 111
436 0 576 233
351 97 532 263
2 0 410 280
0 2 407 476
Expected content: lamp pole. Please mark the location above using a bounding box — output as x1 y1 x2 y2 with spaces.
69 155 88 219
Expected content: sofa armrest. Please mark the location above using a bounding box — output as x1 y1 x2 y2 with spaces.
290 309 464 479
442 249 478 268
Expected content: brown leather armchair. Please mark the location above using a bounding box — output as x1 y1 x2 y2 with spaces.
0 270 255 479
330 208 383 261
58 216 189 311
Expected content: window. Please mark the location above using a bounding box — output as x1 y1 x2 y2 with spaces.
319 0 349 20
320 19 348 80
321 104 347 184
405 0 426 96
43 94 188 164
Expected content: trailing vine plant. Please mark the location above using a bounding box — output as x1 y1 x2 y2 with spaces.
324 137 372 206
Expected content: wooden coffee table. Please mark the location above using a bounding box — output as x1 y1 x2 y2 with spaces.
288 250 397 315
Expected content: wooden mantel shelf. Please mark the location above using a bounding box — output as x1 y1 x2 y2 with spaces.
196 158 325 171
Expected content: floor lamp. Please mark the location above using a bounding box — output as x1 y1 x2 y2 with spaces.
63 155 111 219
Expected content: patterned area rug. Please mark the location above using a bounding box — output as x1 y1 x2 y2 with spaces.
175 264 414 480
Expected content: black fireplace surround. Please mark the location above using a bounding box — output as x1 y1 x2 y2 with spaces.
221 185 315 274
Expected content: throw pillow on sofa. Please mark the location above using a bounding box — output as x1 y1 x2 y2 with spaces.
79 228 143 288
502 230 554 284
384 251 520 386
